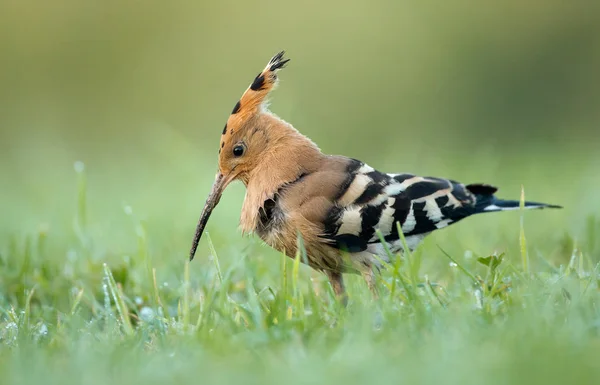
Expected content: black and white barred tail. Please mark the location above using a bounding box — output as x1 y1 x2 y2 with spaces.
320 159 562 256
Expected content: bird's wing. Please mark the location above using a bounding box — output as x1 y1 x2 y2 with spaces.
316 158 495 253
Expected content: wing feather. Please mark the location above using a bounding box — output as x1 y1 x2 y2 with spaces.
320 160 484 253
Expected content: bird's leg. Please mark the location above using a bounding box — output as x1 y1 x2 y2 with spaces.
361 267 379 300
325 270 348 306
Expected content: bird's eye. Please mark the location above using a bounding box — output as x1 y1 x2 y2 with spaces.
233 145 245 157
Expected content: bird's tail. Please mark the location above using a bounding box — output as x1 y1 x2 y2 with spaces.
481 198 563 212
466 183 562 213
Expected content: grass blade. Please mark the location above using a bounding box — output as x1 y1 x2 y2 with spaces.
519 185 530 275
437 245 479 284
206 232 223 285
103 263 134 336
182 260 191 333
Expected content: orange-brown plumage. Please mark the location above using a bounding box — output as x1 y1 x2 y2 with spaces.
190 51 561 303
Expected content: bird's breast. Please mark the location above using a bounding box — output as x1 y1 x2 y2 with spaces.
254 196 287 247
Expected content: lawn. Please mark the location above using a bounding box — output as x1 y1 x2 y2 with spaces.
1 148 599 385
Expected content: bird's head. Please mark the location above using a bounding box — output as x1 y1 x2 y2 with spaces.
189 51 293 260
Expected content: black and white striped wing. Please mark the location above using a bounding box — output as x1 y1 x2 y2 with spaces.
321 159 493 255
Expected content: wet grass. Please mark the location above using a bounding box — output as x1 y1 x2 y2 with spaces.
1 161 600 385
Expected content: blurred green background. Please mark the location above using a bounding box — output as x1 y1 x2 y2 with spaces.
2 2 600 384
1 0 599 268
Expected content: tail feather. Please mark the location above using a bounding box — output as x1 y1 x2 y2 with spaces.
481 198 562 212
466 183 562 213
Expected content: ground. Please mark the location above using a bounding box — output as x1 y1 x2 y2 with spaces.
1 151 599 385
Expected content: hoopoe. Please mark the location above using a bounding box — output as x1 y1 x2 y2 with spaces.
189 51 561 302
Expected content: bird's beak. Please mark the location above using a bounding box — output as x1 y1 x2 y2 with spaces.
189 171 234 261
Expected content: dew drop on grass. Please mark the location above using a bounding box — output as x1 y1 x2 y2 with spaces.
5 322 18 331
4 322 18 345
74 161 85 173
140 307 155 322
36 323 49 341
473 288 483 310
103 281 113 319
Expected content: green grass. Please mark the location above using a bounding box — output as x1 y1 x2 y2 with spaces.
1 161 600 385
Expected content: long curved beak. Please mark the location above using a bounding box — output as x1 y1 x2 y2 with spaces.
189 172 232 261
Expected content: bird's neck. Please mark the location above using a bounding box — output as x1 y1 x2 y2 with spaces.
239 115 324 233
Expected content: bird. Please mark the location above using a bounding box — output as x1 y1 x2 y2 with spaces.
189 51 561 303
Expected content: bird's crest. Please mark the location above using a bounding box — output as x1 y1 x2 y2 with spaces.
220 51 290 143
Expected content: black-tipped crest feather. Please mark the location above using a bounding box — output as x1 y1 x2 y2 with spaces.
269 51 290 71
